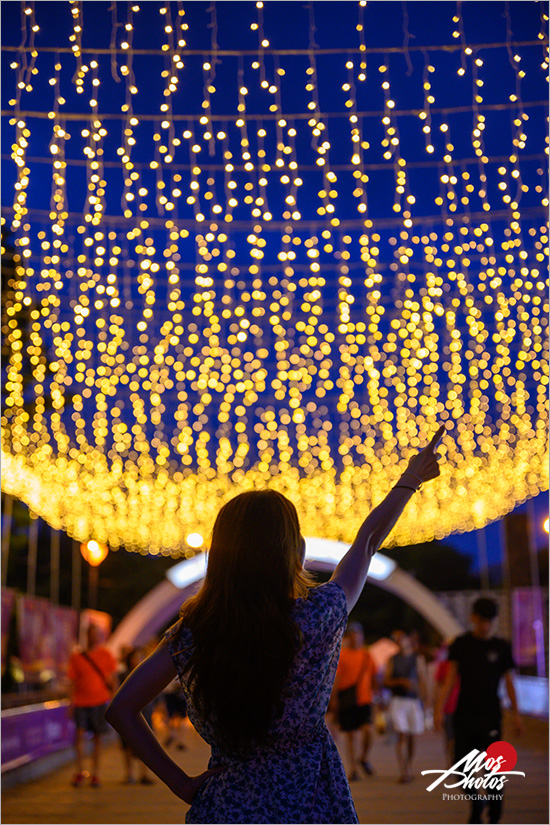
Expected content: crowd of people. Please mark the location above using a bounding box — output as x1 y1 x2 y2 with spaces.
328 622 453 785
327 597 520 803
67 594 520 825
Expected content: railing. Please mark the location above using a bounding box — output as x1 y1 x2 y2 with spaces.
1 699 75 773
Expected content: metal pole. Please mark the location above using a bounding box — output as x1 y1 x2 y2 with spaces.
498 517 512 641
476 526 490 591
88 565 98 611
498 517 511 593
1 494 13 588
50 528 60 604
72 540 81 614
27 515 39 597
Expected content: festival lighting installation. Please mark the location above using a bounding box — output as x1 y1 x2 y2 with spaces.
1 2 548 555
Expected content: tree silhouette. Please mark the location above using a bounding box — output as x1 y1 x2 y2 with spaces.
383 541 480 593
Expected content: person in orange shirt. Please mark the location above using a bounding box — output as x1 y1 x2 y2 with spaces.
333 622 376 781
67 624 118 788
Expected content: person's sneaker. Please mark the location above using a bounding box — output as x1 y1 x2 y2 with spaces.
140 776 154 784
347 770 360 781
361 760 375 776
71 772 85 787
176 743 187 751
90 775 101 788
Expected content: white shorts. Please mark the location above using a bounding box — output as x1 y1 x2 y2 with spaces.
389 696 425 735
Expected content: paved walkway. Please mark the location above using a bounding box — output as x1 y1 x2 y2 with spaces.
2 712 547 824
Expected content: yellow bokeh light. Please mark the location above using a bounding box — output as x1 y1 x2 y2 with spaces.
1 2 547 556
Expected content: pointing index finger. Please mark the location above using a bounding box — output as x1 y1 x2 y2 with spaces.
428 424 446 452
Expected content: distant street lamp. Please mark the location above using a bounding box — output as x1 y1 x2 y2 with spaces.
80 541 109 610
544 518 549 535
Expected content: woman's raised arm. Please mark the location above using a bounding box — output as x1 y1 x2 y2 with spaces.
331 425 445 611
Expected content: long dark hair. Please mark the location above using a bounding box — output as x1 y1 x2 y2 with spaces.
179 490 313 753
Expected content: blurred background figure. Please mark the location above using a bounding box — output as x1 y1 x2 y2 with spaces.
67 623 118 788
161 675 187 751
332 621 376 781
435 597 522 825
384 629 428 783
434 642 460 766
118 647 155 784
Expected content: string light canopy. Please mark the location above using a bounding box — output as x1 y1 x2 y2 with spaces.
1 1 548 556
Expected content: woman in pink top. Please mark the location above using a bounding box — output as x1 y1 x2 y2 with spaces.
434 653 460 766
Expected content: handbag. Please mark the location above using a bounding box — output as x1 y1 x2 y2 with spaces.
337 650 370 714
374 706 387 734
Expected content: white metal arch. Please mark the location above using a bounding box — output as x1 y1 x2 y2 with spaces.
107 537 463 652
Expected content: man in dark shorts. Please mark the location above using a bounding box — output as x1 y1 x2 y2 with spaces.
333 622 376 780
435 597 523 824
67 624 118 788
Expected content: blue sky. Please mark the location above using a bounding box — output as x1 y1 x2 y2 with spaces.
448 489 548 576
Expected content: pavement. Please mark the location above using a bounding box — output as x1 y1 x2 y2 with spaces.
2 711 548 825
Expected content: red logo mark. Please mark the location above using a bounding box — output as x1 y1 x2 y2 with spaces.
486 740 518 772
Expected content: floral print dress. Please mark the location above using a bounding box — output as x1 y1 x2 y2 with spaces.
165 580 358 824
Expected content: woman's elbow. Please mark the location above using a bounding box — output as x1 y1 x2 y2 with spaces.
105 689 145 729
105 693 124 728
366 531 383 557
104 699 117 727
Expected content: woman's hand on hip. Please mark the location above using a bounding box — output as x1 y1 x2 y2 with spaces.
176 765 226 805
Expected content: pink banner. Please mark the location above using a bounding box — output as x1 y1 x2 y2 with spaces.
51 605 79 678
1 588 16 673
512 588 537 667
16 595 56 683
14 599 109 687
